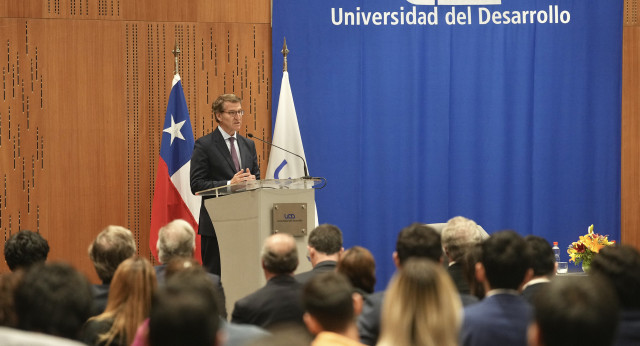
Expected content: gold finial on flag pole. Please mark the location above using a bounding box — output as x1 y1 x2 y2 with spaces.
172 42 181 75
282 38 289 72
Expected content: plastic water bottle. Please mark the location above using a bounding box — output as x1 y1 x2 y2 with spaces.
552 241 561 262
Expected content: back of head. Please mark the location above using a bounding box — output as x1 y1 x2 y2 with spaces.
524 235 555 277
157 219 196 264
302 272 354 333
15 262 93 340
261 233 299 275
337 246 376 294
441 216 484 262
0 271 22 327
531 276 619 346
308 224 343 255
88 225 136 284
4 230 50 271
149 270 221 346
396 223 442 265
481 230 529 290
379 258 461 346
591 244 640 309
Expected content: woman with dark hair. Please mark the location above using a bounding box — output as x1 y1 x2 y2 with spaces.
336 246 376 296
81 256 157 346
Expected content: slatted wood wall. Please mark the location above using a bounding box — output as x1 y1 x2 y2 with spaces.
0 0 272 281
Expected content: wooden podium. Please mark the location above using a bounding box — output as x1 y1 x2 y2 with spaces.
198 179 320 316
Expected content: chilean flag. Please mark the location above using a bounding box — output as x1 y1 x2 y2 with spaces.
149 74 202 262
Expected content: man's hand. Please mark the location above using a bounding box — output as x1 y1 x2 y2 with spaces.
230 168 257 184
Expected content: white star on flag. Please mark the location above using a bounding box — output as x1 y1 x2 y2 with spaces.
163 114 186 145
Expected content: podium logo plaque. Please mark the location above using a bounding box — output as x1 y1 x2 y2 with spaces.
272 203 307 237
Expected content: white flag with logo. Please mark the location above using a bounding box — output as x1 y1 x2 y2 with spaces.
266 71 308 179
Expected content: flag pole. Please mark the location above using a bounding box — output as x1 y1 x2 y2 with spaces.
172 42 180 75
282 37 289 72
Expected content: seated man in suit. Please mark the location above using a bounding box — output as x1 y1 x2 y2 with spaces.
591 245 640 346
528 276 618 346
461 230 533 346
521 235 555 303
295 224 344 285
358 223 443 345
441 216 486 294
155 219 226 317
302 272 364 346
232 233 305 329
87 225 136 315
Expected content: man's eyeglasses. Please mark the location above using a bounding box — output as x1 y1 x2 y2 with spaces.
223 110 244 117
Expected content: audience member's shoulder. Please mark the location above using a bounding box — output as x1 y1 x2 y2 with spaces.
224 321 270 346
0 327 86 346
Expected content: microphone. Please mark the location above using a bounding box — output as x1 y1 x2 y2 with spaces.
247 133 311 179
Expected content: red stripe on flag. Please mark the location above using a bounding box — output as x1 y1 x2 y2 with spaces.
149 159 202 263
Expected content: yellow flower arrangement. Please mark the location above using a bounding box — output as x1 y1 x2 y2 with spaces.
567 224 615 271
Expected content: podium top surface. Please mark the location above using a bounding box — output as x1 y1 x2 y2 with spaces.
196 178 324 197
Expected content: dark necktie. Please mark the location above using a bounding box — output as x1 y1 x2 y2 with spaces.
229 137 241 172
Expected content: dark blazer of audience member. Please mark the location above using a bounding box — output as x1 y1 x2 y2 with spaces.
155 219 226 317
14 262 93 340
357 223 443 346
302 272 363 345
4 230 50 271
295 224 344 285
521 235 555 303
591 245 640 346
378 259 461 346
529 276 619 346
149 270 223 346
337 246 376 297
88 226 136 315
231 233 305 329
81 257 157 346
461 230 533 346
441 216 486 295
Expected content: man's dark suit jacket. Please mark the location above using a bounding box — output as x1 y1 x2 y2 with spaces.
190 127 259 275
520 281 549 303
614 309 640 346
294 260 337 285
90 284 110 316
448 262 471 295
231 275 304 329
461 293 532 346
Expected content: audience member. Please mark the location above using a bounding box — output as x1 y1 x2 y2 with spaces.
460 230 533 346
337 246 376 296
591 245 640 345
460 243 485 300
231 233 305 329
0 326 87 346
245 325 313 346
378 259 461 346
295 224 343 285
87 225 136 315
155 219 226 316
81 257 156 346
149 270 222 346
357 223 443 345
302 272 364 345
521 235 555 303
4 230 49 271
0 272 21 327
14 262 93 340
441 216 485 294
528 276 619 346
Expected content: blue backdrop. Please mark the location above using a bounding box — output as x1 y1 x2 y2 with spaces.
272 0 622 290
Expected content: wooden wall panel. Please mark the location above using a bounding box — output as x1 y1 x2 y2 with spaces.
0 0 272 280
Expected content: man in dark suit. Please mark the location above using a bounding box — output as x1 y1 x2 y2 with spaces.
521 235 555 303
190 94 260 276
461 230 533 346
231 233 304 329
295 224 344 285
441 216 486 295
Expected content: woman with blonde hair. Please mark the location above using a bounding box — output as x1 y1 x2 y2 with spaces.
377 258 462 346
81 256 157 346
